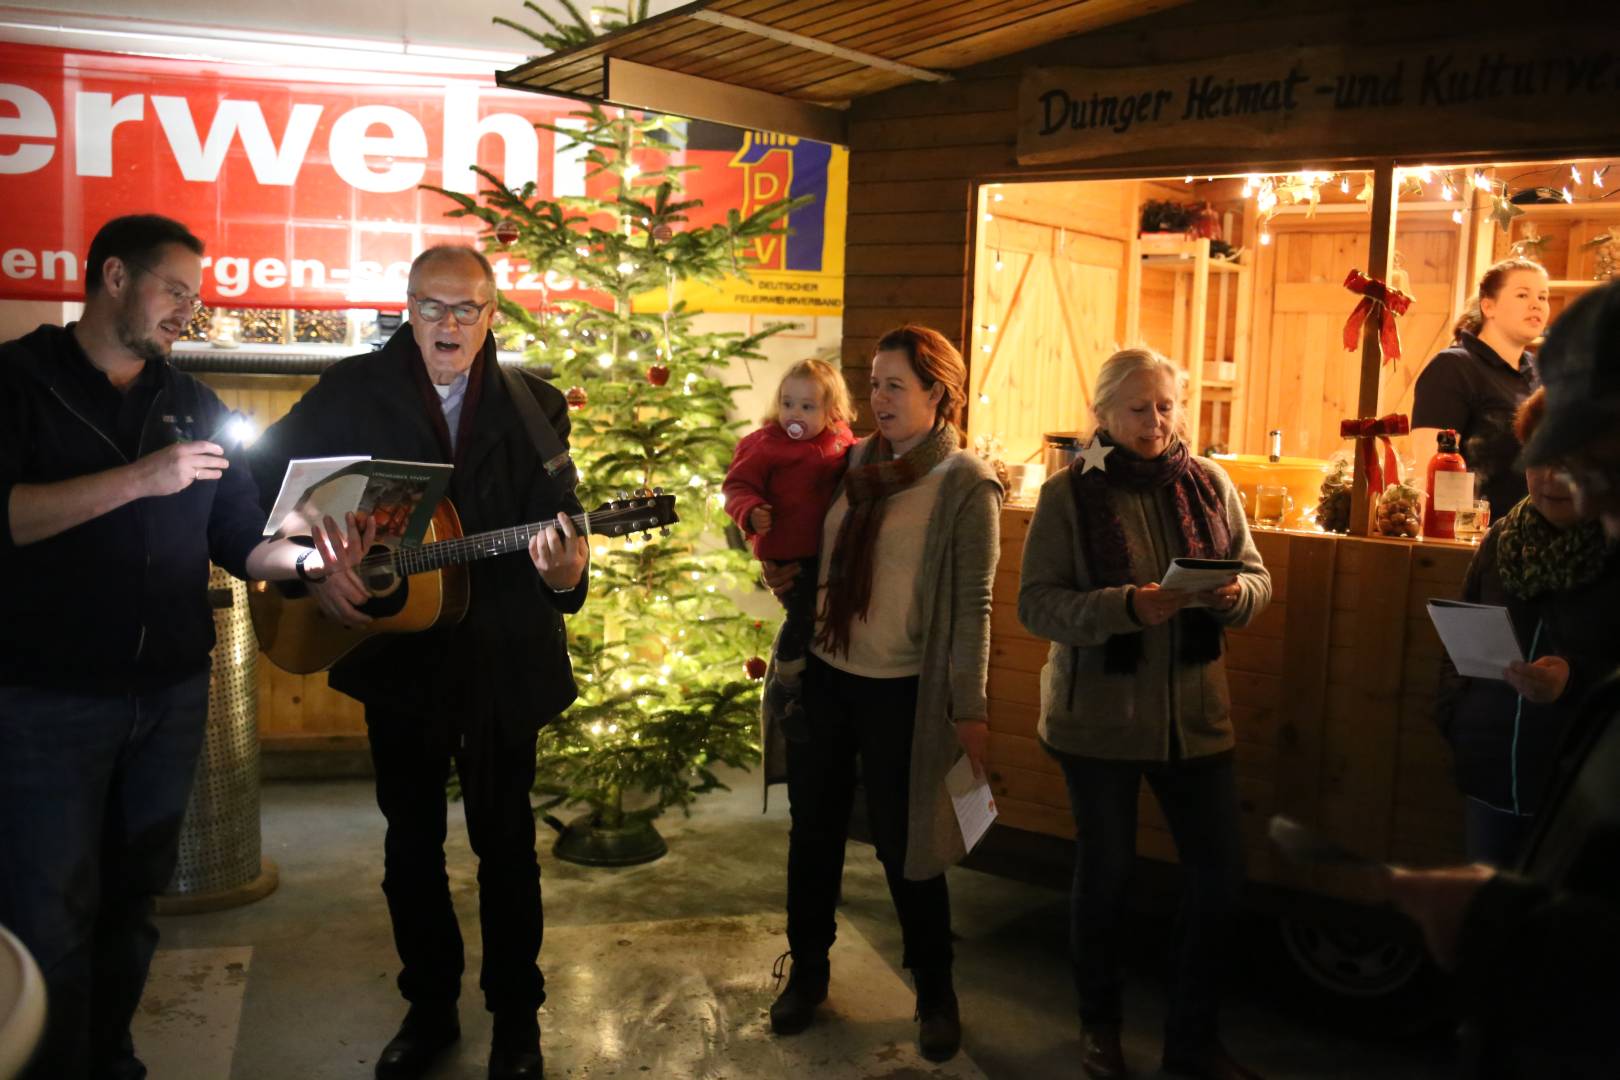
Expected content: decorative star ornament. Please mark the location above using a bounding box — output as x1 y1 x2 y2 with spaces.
1078 433 1113 474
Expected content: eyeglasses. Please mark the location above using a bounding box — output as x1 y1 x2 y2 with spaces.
410 295 491 326
128 261 205 314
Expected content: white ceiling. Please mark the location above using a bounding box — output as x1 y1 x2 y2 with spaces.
0 1 688 74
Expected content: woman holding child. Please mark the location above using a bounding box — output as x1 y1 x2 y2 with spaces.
747 325 1001 1064
1018 347 1270 1080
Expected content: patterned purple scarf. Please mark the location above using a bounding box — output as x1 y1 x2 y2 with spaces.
1066 434 1230 675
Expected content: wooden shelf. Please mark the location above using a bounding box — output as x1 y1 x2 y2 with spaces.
1141 254 1246 273
1548 279 1607 293
1511 201 1620 218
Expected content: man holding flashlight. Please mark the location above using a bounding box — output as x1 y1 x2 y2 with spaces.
0 214 365 1080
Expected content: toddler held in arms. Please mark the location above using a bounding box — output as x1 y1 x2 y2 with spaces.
723 359 857 736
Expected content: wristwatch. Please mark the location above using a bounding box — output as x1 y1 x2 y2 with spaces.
295 548 325 583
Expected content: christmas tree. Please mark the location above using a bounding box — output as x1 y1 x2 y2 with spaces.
430 104 811 863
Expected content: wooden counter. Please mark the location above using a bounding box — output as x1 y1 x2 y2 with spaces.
988 505 1474 900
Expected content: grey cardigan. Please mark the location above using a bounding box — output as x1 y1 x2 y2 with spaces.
762 439 1003 880
1017 455 1270 762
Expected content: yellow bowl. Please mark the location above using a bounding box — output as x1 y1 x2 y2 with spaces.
1208 454 1331 530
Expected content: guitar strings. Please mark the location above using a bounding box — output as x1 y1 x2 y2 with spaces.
350 501 665 575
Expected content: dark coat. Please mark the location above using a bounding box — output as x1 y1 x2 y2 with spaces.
248 327 586 742
1411 331 1536 519
1455 674 1620 1077
0 324 265 694
1434 519 1620 815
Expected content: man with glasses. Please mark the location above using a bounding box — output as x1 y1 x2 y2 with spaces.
0 214 369 1079
1391 278 1620 1077
250 245 587 1080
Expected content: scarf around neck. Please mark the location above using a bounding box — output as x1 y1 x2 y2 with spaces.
1067 434 1231 676
816 422 959 658
1495 496 1612 599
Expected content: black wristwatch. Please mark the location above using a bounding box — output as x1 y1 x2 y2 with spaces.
295 548 325 583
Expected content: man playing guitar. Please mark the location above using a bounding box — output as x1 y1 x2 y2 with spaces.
249 245 587 1080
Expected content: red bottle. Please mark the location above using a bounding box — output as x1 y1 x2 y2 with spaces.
1423 428 1467 540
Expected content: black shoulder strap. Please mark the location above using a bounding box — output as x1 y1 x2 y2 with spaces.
499 362 577 490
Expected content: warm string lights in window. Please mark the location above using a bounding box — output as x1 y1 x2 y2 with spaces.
1231 163 1615 246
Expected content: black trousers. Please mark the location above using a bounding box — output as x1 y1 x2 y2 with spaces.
774 557 820 666
785 654 953 971
1049 746 1244 1056
366 709 544 1014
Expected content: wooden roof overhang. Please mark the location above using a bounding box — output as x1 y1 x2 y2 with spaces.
496 0 1187 144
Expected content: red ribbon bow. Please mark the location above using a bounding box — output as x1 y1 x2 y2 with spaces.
1340 413 1410 494
1342 269 1415 363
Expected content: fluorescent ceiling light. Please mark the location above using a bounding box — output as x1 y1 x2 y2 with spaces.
0 8 530 74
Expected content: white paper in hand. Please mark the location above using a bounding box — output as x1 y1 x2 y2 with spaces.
262 456 368 536
1426 599 1524 680
945 755 997 854
1160 557 1244 608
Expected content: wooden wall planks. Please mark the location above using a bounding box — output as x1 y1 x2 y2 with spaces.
202 372 368 747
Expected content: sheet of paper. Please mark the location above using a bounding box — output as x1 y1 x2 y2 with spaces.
945 755 997 854
1426 600 1524 680
262 456 368 536
1159 557 1244 607
1432 470 1476 513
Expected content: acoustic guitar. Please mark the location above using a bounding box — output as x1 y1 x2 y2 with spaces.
249 492 678 674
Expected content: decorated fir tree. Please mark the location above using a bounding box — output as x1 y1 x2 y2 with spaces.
431 105 810 863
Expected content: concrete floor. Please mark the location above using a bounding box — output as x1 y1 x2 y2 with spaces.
135 769 1458 1079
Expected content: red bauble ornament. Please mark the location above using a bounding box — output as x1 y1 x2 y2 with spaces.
565 386 588 411
744 656 767 680
647 364 670 386
494 219 521 246
652 224 674 241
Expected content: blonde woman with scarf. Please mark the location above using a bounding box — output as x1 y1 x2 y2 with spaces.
760 324 1001 1064
1018 347 1270 1080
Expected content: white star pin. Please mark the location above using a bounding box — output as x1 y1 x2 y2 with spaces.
1078 433 1113 474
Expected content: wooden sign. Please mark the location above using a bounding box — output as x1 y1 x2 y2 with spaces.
1018 36 1620 167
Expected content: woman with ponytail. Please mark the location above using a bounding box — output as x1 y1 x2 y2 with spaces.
1412 257 1549 519
764 324 1001 1065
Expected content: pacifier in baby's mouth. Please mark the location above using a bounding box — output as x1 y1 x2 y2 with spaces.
785 420 807 440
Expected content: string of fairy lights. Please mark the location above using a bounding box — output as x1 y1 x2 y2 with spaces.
970 162 1616 411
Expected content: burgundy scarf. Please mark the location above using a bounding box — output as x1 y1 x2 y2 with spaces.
815 423 959 658
1067 434 1230 675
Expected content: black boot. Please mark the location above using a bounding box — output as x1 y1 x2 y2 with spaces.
488 1010 543 1079
375 1002 459 1080
914 967 961 1063
769 951 829 1035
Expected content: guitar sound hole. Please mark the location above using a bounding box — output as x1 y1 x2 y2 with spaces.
359 575 409 619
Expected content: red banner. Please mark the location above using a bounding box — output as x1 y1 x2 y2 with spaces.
0 42 840 312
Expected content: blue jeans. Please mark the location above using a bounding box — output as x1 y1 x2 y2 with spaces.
1047 746 1245 1058
0 672 209 1080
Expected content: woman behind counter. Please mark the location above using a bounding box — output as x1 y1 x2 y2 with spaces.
1018 347 1270 1080
1435 387 1620 867
1411 257 1548 521
764 325 1002 1064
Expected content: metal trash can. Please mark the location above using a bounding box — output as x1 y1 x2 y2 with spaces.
156 567 279 915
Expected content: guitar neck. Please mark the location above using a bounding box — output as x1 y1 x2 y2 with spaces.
386 512 589 576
